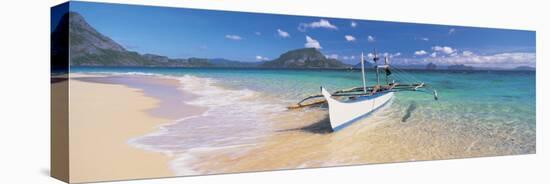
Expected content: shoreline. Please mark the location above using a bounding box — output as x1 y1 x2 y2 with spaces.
68 74 202 182
74 74 208 120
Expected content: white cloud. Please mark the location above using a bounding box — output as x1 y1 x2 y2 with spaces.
351 21 357 28
342 55 356 60
364 52 399 60
390 52 536 69
462 51 474 56
367 35 375 42
380 52 401 58
305 35 322 49
457 52 534 68
448 28 456 35
430 52 437 58
432 46 456 54
326 54 338 59
418 37 429 41
344 35 356 42
255 32 261 36
415 50 428 56
277 29 290 38
256 55 269 61
299 19 338 31
225 34 242 40
367 53 375 59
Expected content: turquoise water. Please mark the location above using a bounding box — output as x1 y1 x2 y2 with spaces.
71 66 536 174
71 66 535 126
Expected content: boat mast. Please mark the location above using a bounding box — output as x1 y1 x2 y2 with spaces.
373 49 380 86
376 65 380 86
361 52 367 94
384 57 389 84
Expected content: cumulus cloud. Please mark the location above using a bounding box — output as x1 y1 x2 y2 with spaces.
417 37 429 41
415 50 428 56
351 21 357 28
277 29 290 38
462 51 474 56
380 52 401 58
367 53 375 59
463 52 534 68
299 19 338 31
391 52 536 68
344 35 356 42
225 34 242 40
256 55 269 61
367 35 375 42
305 36 322 49
448 28 456 35
326 54 338 59
342 55 356 60
430 52 437 58
432 46 456 54
446 52 536 67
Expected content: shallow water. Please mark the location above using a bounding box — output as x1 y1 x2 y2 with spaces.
71 67 536 175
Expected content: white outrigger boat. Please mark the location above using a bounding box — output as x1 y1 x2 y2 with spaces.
289 50 438 131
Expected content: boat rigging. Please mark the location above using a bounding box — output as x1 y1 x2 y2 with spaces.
288 49 438 131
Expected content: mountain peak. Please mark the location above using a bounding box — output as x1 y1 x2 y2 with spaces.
68 11 126 53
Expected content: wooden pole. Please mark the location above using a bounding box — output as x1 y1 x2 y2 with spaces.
361 52 367 94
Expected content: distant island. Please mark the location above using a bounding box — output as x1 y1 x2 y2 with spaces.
426 62 437 70
447 64 474 70
514 66 535 71
53 12 349 69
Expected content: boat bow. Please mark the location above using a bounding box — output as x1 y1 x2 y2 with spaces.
321 87 394 131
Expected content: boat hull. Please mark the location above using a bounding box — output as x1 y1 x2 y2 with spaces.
321 87 394 131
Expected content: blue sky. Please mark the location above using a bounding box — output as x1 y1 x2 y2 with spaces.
64 1 536 68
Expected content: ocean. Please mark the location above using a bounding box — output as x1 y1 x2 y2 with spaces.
71 66 536 175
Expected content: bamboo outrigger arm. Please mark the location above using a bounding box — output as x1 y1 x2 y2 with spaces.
287 99 326 109
287 82 437 110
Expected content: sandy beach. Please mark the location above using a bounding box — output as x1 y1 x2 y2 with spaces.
68 74 178 183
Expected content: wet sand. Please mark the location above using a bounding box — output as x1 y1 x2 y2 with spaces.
76 75 207 120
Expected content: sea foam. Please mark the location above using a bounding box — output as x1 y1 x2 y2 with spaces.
129 74 287 175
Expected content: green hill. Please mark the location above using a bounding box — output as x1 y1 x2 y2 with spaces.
262 48 349 69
